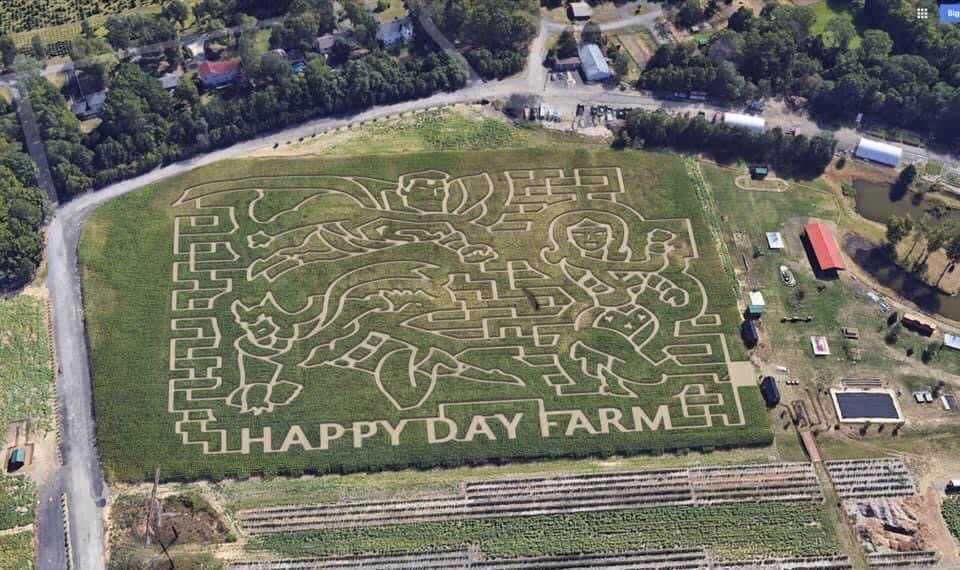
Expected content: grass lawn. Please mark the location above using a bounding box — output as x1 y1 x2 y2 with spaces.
250 502 839 561
82 147 770 482
0 297 54 432
375 0 408 23
810 0 862 49
0 531 34 569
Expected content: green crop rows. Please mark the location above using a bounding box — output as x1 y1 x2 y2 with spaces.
251 502 838 561
1 0 161 36
943 496 960 539
81 148 771 482
0 476 35 531
0 297 54 432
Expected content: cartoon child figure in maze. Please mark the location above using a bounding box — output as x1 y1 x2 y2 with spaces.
541 207 704 397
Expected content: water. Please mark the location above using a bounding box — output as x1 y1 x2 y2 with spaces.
845 179 960 319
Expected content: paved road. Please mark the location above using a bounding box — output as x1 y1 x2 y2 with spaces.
542 8 663 33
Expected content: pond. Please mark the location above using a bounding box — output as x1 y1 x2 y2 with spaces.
853 179 960 225
845 179 960 321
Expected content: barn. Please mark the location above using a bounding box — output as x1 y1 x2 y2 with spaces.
578 44 612 83
854 137 902 167
722 112 765 133
803 222 845 273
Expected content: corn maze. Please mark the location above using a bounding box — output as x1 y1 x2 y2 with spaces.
237 462 821 534
82 149 770 480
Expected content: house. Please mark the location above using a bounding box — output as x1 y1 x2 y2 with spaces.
567 1 593 21
722 112 765 133
902 312 937 336
198 59 241 88
578 43 612 82
855 137 902 167
314 33 338 54
158 71 182 91
70 90 108 118
184 37 206 64
553 57 581 72
377 17 414 48
804 222 845 273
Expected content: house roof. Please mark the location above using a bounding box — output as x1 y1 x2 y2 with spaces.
199 59 241 77
804 223 845 271
568 2 593 17
159 72 182 90
315 33 337 50
377 17 412 43
578 43 611 78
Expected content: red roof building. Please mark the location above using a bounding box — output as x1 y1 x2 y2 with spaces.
198 59 241 87
804 223 845 272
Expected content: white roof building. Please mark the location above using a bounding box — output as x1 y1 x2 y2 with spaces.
855 137 902 167
568 1 593 20
722 112 765 133
578 43 612 82
766 232 784 249
377 17 414 47
945 333 960 351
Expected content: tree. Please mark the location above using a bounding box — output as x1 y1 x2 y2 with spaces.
825 18 855 50
30 36 45 61
581 21 603 47
0 35 16 68
612 50 630 79
556 28 578 59
163 0 191 27
922 223 947 265
677 0 706 27
940 231 960 284
893 163 918 198
885 214 913 249
0 165 48 289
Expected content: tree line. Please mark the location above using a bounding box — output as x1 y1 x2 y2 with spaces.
427 0 538 79
0 99 47 290
617 109 836 179
21 8 467 200
639 0 960 146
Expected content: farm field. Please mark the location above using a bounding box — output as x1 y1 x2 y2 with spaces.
0 297 54 432
944 496 960 540
81 147 770 482
248 501 839 561
0 0 161 36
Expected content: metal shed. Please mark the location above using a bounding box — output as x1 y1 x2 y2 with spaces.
854 137 902 167
578 44 612 83
722 112 765 133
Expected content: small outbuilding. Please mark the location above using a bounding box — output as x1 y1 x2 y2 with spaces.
722 112 765 133
7 448 24 472
902 312 937 336
804 223 845 273
810 335 830 356
567 1 593 20
854 137 902 167
760 376 780 407
766 232 784 250
578 43 612 82
747 291 765 318
553 57 581 72
742 319 759 348
749 165 769 180
944 333 960 350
